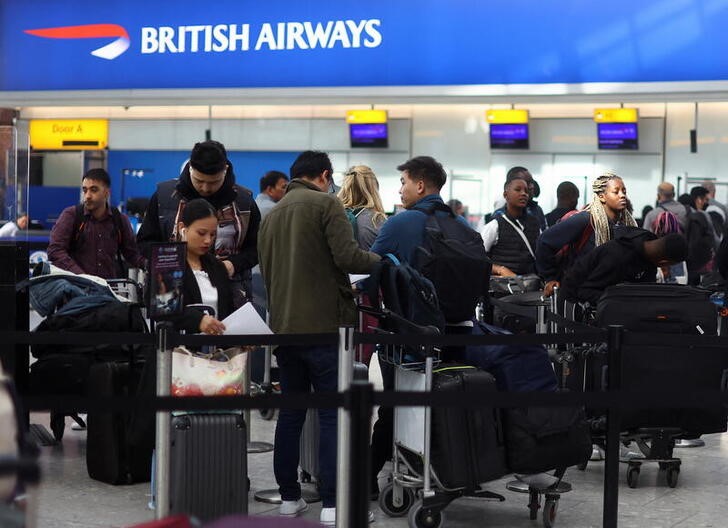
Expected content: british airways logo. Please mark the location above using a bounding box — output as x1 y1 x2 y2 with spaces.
24 24 130 60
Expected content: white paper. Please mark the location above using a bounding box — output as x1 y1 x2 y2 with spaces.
221 302 273 335
349 274 370 285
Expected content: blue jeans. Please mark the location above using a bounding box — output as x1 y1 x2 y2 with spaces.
274 344 338 507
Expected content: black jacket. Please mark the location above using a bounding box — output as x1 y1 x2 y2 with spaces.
137 161 261 277
561 227 657 305
173 253 235 333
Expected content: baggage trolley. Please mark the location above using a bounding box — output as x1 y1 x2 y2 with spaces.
368 309 506 528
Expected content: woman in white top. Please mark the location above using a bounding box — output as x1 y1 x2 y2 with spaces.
174 198 232 335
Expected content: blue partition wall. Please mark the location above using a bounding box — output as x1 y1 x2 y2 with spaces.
107 150 299 208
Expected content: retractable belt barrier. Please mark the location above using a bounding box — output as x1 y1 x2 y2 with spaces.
4 326 728 528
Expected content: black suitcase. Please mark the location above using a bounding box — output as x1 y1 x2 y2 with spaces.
169 413 248 521
430 366 508 489
86 361 153 484
595 283 717 334
616 344 728 434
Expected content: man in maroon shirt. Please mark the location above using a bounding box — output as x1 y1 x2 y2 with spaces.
47 168 145 279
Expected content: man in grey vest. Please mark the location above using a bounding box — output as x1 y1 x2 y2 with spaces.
137 140 260 306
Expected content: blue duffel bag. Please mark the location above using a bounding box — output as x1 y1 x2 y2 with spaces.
464 322 557 393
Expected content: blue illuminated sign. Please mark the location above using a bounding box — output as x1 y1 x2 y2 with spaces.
1 0 728 91
598 123 639 150
490 124 529 150
350 123 388 148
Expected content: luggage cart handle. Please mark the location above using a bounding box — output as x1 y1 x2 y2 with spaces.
357 305 440 336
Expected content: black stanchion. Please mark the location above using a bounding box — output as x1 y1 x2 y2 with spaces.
348 381 374 528
603 325 624 528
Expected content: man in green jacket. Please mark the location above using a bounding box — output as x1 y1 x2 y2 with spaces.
258 150 380 525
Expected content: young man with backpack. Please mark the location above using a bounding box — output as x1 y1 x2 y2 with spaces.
370 155 489 325
48 168 145 279
367 155 490 499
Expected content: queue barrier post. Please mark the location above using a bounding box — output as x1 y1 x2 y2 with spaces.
603 324 624 528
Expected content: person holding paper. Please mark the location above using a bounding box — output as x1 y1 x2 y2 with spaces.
173 198 230 335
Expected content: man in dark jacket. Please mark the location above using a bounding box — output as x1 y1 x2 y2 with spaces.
258 150 379 524
48 168 145 279
137 140 260 306
545 181 580 227
561 228 687 305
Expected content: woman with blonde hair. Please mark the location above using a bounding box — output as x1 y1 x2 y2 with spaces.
338 165 388 250
535 171 637 296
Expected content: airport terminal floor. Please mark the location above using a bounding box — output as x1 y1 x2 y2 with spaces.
32 408 728 527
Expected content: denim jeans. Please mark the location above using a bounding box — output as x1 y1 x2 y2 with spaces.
274 344 338 507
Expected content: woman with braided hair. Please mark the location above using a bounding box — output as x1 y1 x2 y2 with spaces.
535 171 637 297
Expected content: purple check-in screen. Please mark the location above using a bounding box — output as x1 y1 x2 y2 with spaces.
350 123 388 147
490 124 529 149
598 123 638 149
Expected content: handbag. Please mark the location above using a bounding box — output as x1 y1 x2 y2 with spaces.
171 346 248 397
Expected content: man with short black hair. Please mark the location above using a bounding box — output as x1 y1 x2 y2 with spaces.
545 181 580 227
48 168 144 279
0 212 28 238
137 140 260 306
256 170 289 219
371 156 453 263
258 150 379 525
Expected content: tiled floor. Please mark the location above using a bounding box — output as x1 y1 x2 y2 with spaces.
25 410 728 528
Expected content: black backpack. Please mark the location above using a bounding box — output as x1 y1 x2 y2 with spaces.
414 202 492 323
365 253 445 335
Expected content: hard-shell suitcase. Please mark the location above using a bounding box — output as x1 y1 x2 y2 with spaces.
430 366 508 488
86 361 152 484
169 413 248 521
299 362 368 482
595 283 717 334
491 291 548 334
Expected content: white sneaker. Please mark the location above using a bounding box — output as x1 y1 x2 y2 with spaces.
320 507 374 525
619 444 640 462
590 445 604 461
280 498 308 516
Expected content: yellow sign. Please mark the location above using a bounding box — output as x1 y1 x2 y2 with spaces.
30 119 108 150
485 109 529 124
346 110 388 124
593 108 638 123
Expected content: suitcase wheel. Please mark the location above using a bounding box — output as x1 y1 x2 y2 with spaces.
379 482 414 518
259 408 276 421
626 465 640 488
407 500 443 528
666 466 680 488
